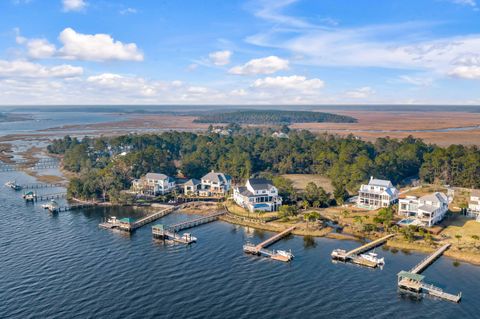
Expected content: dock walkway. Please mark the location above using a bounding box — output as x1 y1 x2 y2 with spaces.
99 205 177 232
255 226 296 252
345 234 395 258
410 243 451 274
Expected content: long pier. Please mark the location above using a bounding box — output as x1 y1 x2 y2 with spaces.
99 205 177 232
35 192 67 201
397 243 461 303
0 158 60 172
57 202 96 212
243 226 296 262
345 234 395 258
21 183 65 190
410 243 451 274
152 211 225 236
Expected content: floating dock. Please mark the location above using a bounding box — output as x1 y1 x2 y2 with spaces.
397 243 461 303
21 183 65 190
99 205 176 232
243 226 296 262
152 211 225 244
331 234 394 268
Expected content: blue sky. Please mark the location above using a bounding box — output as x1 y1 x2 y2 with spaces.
0 0 479 105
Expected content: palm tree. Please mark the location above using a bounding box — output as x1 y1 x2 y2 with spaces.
471 235 479 248
455 234 462 245
304 212 311 229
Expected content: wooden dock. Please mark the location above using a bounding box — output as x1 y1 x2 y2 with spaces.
99 205 176 232
152 211 225 243
397 243 461 303
35 192 67 201
0 158 60 172
21 183 65 190
344 234 395 258
243 226 296 262
410 243 451 274
57 202 96 212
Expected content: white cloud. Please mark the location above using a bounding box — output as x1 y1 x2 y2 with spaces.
252 75 324 92
62 0 87 12
449 66 480 79
58 28 143 61
345 87 375 99
449 0 477 7
399 75 433 86
229 56 289 75
87 73 161 96
208 50 232 66
120 7 137 15
253 0 313 28
0 60 83 78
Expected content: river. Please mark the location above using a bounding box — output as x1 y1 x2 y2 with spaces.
1 169 479 319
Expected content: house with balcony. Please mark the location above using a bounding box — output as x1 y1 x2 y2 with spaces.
197 171 231 197
233 178 282 212
398 192 449 227
183 178 201 196
132 173 176 196
357 177 398 209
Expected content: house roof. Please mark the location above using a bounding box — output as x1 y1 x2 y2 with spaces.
368 177 393 188
420 192 448 204
202 171 231 183
247 178 275 191
418 204 438 213
119 217 135 223
145 173 170 181
184 178 200 186
236 186 253 197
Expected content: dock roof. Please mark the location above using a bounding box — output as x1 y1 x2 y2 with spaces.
397 271 425 282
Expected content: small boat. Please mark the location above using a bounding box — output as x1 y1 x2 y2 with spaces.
107 216 118 224
359 251 385 266
275 249 294 259
181 233 197 243
44 200 59 212
331 249 347 260
23 191 37 201
5 180 22 190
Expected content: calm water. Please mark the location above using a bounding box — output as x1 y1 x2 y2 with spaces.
1 171 479 319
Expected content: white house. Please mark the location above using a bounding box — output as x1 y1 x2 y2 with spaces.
198 171 231 197
357 177 398 209
271 132 289 139
233 178 282 212
468 190 480 220
183 178 201 195
398 192 449 227
132 173 176 196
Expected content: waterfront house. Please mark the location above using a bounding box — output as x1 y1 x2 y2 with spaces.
183 178 201 195
398 192 449 227
233 178 282 212
132 173 176 196
198 171 231 197
468 190 480 220
357 177 398 209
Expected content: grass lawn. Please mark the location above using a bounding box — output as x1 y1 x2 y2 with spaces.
282 174 334 193
441 217 480 244
400 184 447 197
225 201 278 219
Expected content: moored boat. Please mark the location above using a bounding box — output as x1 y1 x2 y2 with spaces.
359 251 385 266
331 249 347 260
5 180 22 190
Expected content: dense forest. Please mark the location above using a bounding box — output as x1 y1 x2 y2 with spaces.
193 110 357 124
47 128 480 202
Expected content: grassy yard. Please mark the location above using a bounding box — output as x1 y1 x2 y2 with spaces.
400 184 447 197
282 174 334 193
225 201 278 219
441 217 480 244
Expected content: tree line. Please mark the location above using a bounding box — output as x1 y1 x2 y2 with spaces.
47 129 480 202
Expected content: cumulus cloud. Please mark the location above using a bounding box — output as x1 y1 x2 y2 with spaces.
345 87 375 99
58 28 143 61
87 73 161 96
449 66 480 79
0 60 83 78
229 56 289 75
62 0 87 12
208 50 232 66
252 75 324 92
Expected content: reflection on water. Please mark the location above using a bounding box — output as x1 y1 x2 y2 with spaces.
303 235 317 249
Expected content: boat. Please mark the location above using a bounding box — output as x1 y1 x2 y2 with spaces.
331 249 347 260
44 200 59 212
5 180 22 190
107 216 119 224
22 191 37 201
359 251 385 266
181 233 197 243
271 249 294 262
